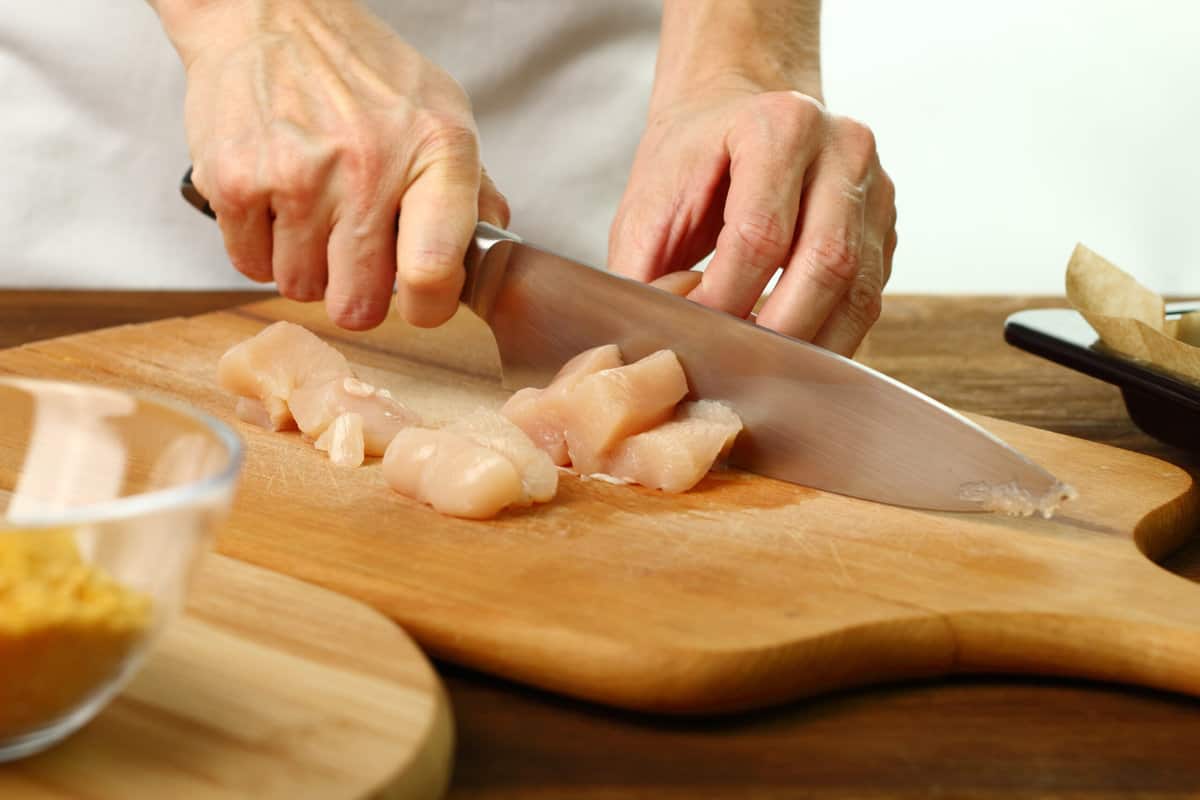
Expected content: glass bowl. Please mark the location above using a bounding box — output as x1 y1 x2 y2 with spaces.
0 377 242 762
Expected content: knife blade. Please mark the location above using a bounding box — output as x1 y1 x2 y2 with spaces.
181 169 1066 512
462 224 1067 512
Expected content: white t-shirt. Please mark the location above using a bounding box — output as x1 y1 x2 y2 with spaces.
0 1 659 288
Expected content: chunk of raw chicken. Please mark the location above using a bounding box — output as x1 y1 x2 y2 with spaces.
234 397 290 431
442 409 557 504
601 401 743 492
290 376 422 456
562 350 689 474
501 345 623 465
217 321 351 427
383 428 523 519
315 412 366 467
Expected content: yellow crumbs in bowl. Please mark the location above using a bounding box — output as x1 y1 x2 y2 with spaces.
0 529 152 739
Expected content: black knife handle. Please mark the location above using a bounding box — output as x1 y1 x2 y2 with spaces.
180 166 216 219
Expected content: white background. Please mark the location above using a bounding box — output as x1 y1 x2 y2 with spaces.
823 0 1200 295
4 1 1196 295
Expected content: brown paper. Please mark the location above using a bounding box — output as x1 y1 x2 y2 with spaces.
1065 244 1200 383
1177 311 1200 347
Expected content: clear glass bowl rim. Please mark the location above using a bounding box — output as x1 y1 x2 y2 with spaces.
0 377 243 531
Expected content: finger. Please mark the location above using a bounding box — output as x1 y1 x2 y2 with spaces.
649 269 703 297
608 162 728 283
689 93 824 319
478 166 511 228
756 118 877 340
197 158 273 282
884 226 898 280
394 134 480 328
883 201 898 285
271 200 331 303
267 148 335 302
324 206 397 331
810 169 893 356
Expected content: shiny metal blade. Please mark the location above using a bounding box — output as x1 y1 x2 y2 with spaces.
462 225 1063 511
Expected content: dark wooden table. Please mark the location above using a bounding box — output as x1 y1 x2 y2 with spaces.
4 291 1199 799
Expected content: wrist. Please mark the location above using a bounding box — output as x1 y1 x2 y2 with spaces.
150 0 264 66
649 69 823 119
653 0 824 111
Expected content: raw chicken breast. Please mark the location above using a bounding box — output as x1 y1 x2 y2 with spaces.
562 350 689 474
290 376 422 456
234 397 293 431
442 409 557 504
602 401 743 492
382 428 523 519
501 344 623 465
217 321 351 426
315 412 366 467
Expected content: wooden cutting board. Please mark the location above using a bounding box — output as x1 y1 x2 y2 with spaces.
2 297 1199 715
0 553 452 799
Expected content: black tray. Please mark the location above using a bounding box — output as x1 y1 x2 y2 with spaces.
1004 304 1200 451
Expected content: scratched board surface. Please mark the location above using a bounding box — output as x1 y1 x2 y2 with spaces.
2 297 1200 714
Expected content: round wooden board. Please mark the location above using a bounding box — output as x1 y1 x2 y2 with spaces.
0 553 453 799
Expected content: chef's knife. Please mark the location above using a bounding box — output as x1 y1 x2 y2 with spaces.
182 168 1066 512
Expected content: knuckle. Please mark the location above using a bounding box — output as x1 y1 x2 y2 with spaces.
414 113 480 168
749 91 823 153
270 154 323 216
730 212 792 267
326 291 388 331
266 129 341 214
881 171 896 204
344 130 386 179
230 259 272 283
835 118 879 182
802 234 860 289
839 118 878 158
340 140 387 208
276 276 324 303
844 279 883 328
401 253 462 291
209 156 261 213
756 90 823 126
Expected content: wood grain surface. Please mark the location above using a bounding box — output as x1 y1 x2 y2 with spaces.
0 553 452 800
3 290 1198 799
4 294 1200 715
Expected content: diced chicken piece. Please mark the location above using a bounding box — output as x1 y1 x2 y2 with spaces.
234 397 294 431
217 321 351 426
501 345 624 465
442 409 557 504
601 401 743 492
290 376 422 456
562 350 690 474
382 428 523 520
315 412 366 467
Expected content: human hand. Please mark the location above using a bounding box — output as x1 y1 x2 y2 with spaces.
155 0 508 330
609 80 896 356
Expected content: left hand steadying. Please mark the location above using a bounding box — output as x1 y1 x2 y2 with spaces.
609 79 896 357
